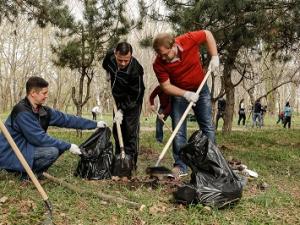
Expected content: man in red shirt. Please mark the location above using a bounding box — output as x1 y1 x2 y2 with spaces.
152 30 219 178
149 85 171 143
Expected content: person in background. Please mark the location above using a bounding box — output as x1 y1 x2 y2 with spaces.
0 76 107 180
237 99 246 126
215 97 226 130
91 105 101 120
276 111 285 124
252 99 262 128
283 101 292 128
149 85 171 143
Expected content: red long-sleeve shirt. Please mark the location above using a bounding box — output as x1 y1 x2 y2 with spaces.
153 30 207 91
149 85 171 117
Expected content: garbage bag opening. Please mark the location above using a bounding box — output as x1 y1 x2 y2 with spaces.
74 127 113 180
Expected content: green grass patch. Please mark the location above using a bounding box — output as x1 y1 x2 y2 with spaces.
1 117 300 224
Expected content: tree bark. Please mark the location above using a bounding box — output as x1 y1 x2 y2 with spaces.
222 47 239 133
222 67 235 133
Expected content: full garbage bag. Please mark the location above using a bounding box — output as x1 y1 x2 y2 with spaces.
173 130 244 208
74 127 113 180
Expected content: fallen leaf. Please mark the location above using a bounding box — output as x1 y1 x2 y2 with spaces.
0 196 8 203
110 215 118 225
19 199 36 214
203 206 212 211
149 203 168 215
139 204 146 211
100 200 108 205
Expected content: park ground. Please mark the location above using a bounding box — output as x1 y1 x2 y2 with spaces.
0 113 300 225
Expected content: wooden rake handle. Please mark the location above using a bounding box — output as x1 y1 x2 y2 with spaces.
155 69 212 167
0 120 49 201
152 109 172 133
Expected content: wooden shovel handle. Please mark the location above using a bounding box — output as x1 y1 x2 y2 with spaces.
152 109 172 133
155 69 212 166
113 104 125 158
0 120 49 201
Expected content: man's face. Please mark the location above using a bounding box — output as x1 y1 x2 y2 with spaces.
157 45 177 62
115 51 132 69
30 87 49 106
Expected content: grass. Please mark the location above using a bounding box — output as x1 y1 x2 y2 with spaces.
1 115 300 225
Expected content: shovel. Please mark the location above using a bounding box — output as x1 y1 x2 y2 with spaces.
0 120 53 225
111 104 133 178
151 109 172 133
146 69 212 177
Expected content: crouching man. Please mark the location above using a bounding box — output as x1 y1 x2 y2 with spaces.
0 76 107 179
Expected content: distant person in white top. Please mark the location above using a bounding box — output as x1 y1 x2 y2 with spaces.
91 105 102 120
238 99 246 126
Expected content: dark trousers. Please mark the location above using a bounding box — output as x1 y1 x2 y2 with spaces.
92 112 97 120
215 111 225 130
283 116 291 128
277 117 283 124
238 113 246 125
155 107 165 143
113 104 142 166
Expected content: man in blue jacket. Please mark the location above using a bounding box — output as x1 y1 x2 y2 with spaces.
0 76 107 179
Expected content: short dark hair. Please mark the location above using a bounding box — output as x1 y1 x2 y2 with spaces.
115 42 133 55
26 76 49 95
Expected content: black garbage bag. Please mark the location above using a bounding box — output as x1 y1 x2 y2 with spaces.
173 130 244 208
74 127 113 180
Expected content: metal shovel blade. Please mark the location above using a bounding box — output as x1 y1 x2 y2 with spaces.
41 200 53 225
112 149 133 178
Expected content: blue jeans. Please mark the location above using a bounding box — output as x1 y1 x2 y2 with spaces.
32 147 61 173
155 107 164 142
252 113 262 127
171 83 215 172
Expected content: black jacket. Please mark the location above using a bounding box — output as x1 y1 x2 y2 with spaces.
102 50 145 111
217 98 226 112
254 101 262 113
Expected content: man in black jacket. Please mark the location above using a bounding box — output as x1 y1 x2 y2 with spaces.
102 42 145 172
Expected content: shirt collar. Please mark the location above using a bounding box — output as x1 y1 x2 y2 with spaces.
169 44 183 63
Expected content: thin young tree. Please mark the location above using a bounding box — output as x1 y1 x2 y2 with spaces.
52 0 132 118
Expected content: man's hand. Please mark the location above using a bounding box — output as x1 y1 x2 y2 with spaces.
97 121 107 128
69 144 81 155
158 113 165 120
114 109 123 124
150 105 156 112
208 55 220 73
183 91 199 103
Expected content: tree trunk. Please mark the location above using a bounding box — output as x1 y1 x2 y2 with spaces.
222 67 235 133
222 48 239 133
